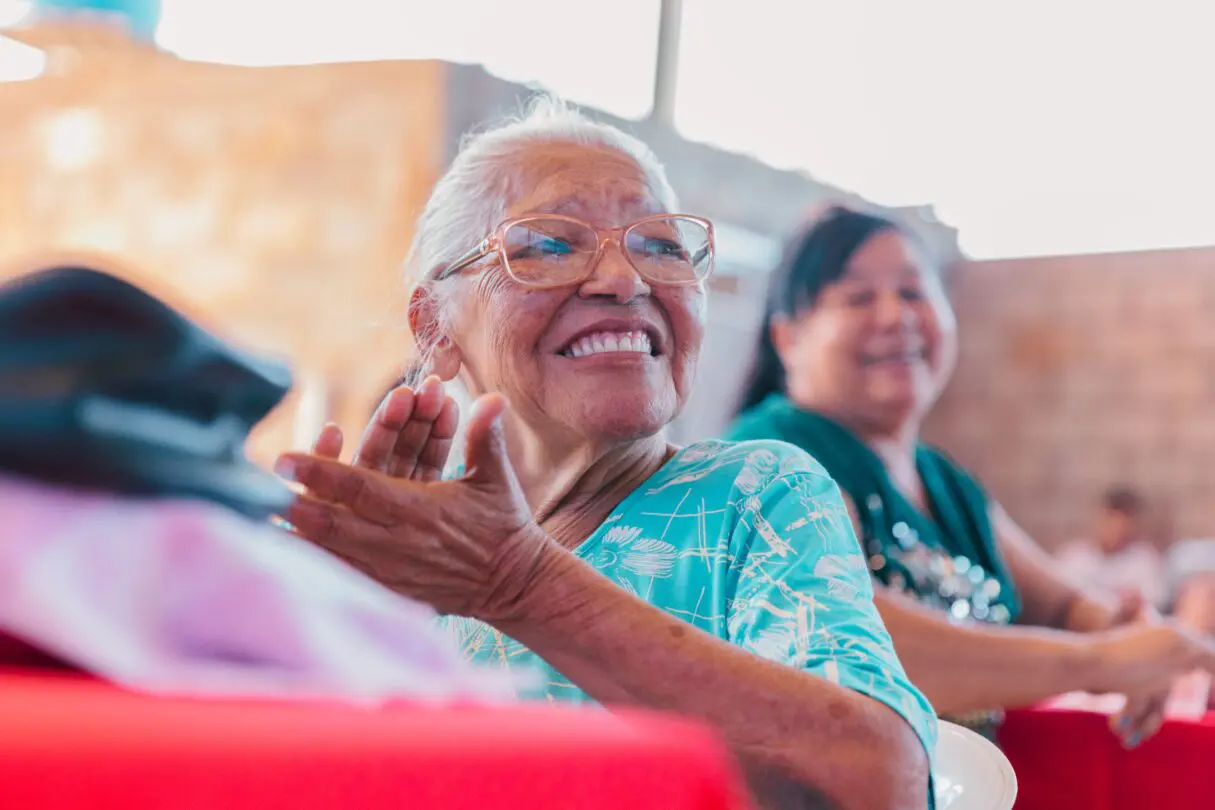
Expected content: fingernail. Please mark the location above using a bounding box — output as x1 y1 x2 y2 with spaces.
1127 733 1141 749
1117 715 1131 731
274 458 297 482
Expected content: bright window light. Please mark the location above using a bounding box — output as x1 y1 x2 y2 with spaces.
44 108 104 170
676 0 1215 259
0 33 43 81
155 0 661 120
0 1 31 28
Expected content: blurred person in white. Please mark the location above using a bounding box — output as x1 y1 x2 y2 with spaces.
275 98 936 810
1056 487 1167 610
1057 489 1215 639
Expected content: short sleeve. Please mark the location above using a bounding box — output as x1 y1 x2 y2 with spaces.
726 465 939 760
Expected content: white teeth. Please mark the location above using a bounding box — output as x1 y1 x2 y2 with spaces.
867 349 924 364
563 330 653 358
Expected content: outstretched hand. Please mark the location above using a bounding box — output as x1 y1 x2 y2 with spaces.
311 375 458 481
277 394 553 622
1093 599 1215 747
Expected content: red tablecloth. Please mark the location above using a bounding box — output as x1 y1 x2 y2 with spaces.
0 670 747 810
1001 707 1215 810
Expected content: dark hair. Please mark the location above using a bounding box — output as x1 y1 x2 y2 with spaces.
1103 486 1144 516
734 206 903 415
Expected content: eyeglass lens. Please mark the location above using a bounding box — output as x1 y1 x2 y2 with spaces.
502 217 711 286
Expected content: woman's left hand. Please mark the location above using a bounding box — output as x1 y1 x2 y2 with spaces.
275 394 553 621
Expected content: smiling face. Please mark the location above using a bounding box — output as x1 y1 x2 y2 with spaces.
431 143 706 446
773 228 956 432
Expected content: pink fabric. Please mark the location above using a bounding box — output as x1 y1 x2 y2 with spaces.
0 476 516 703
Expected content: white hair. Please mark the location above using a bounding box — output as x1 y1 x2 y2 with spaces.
403 95 678 379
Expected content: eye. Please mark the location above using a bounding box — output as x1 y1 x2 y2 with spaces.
510 234 574 261
899 286 925 302
637 237 687 259
846 289 877 307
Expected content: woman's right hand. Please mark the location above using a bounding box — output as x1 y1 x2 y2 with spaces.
1088 617 1215 694
312 375 458 481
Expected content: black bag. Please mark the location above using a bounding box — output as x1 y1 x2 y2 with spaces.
0 266 294 519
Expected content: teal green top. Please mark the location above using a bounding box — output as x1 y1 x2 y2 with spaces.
725 395 1021 626
438 438 938 763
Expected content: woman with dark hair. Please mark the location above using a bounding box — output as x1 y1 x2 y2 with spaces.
725 206 1215 744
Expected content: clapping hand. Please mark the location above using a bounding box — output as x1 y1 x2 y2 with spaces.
277 391 554 622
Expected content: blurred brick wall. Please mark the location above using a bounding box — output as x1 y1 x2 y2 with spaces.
0 31 448 463
923 246 1215 548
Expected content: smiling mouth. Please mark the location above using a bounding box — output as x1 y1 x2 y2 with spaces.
561 329 657 359
861 348 927 366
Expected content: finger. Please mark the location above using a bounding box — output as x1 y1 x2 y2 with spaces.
1111 702 1136 743
285 494 378 570
311 423 344 460
409 394 459 482
353 386 417 472
461 393 512 484
276 454 410 525
386 375 446 479
1116 693 1167 748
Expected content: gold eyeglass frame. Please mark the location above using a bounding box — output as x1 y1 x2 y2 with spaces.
431 213 716 288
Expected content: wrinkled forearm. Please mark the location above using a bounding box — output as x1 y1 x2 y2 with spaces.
495 543 929 810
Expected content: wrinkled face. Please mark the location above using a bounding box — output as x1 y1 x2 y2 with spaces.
774 229 956 428
435 144 706 445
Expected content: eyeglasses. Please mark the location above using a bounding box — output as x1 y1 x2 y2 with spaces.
432 213 715 289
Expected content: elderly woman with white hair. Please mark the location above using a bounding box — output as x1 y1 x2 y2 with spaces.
276 100 936 810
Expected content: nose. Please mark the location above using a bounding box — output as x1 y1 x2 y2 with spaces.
873 288 916 330
577 238 651 302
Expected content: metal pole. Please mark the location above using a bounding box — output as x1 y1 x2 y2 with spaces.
651 0 682 126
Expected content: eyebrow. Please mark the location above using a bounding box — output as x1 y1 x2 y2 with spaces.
525 194 658 218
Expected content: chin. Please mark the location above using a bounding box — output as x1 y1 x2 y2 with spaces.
866 387 934 429
568 390 675 443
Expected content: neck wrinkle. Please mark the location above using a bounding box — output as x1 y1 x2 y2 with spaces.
506 417 671 539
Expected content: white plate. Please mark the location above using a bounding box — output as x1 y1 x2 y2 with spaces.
934 721 1018 810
